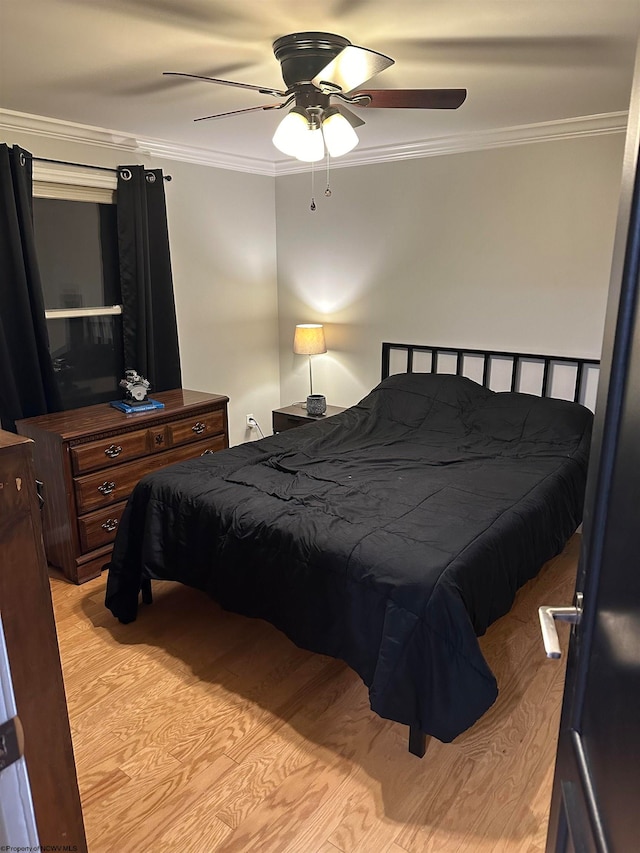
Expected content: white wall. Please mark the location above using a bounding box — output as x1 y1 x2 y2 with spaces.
1 129 280 445
157 158 279 445
275 134 625 409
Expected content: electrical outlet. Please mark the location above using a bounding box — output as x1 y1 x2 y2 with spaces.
246 413 255 429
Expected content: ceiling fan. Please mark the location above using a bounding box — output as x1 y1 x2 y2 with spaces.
164 31 467 162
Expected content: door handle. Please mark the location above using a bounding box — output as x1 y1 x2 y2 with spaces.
538 592 583 659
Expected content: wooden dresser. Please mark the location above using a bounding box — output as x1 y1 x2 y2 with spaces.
16 389 229 584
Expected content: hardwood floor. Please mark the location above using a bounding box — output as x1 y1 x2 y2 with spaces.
50 534 581 852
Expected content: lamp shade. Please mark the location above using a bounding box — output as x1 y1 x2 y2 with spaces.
294 127 325 163
273 109 325 162
322 110 359 157
272 109 309 157
293 324 327 355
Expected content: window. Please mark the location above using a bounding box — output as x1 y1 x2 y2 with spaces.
32 192 124 409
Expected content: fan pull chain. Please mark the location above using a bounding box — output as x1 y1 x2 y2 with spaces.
325 152 332 197
310 160 316 212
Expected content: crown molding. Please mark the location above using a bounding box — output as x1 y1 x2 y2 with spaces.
0 109 276 176
274 111 629 175
0 109 141 152
1 107 628 179
136 135 275 176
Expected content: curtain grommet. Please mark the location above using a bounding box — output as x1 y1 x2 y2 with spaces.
145 172 156 184
19 152 26 166
119 168 133 181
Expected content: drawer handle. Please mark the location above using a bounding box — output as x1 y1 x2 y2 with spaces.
104 444 122 458
201 449 215 456
101 518 119 532
192 422 207 435
97 481 116 496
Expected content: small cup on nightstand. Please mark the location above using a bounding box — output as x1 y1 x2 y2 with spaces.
306 394 327 416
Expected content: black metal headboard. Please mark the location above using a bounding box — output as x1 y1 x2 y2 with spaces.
381 342 600 409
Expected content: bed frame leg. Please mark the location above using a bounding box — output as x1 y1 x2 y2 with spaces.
408 726 428 758
140 577 153 605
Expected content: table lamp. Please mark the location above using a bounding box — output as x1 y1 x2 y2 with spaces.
293 324 327 397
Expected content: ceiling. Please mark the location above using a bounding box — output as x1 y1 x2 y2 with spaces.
1 1 639 171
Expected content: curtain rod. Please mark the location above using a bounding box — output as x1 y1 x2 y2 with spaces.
32 156 172 180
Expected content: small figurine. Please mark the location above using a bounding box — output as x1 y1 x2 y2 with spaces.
119 369 151 404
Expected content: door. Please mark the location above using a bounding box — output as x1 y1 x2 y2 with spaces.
544 44 640 852
0 432 87 850
0 613 39 848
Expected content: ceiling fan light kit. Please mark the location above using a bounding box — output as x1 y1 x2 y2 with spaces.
272 105 358 161
164 30 467 163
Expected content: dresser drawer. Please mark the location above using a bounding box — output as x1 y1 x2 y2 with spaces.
78 501 128 553
167 410 225 447
74 435 226 514
70 427 151 474
272 412 310 433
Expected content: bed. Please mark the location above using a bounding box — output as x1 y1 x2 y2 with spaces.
105 344 598 756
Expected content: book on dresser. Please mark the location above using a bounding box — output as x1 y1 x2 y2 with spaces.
16 389 229 584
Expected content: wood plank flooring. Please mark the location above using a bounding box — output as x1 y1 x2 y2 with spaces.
50 534 581 852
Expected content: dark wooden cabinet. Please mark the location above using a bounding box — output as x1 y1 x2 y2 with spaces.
0 431 86 850
16 389 229 584
272 403 346 433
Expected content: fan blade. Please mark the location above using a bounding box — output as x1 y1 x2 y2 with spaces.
335 105 366 129
311 45 394 93
194 103 285 122
163 72 287 98
351 89 467 109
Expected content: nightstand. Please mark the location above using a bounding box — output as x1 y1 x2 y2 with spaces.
272 403 346 434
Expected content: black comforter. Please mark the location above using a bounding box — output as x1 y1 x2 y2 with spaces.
106 373 592 741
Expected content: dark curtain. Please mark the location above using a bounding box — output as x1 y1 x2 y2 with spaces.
0 144 60 431
117 165 182 392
